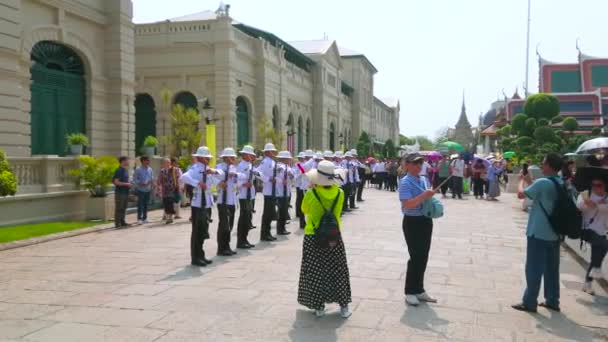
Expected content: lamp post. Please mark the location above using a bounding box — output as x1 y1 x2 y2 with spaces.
339 133 344 151
200 98 219 167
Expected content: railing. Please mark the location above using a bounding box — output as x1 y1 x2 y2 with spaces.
8 156 80 195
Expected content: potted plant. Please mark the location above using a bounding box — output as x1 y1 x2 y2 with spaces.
66 133 89 155
0 149 17 197
69 156 119 220
142 136 158 156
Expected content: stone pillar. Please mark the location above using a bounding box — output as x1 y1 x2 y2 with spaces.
484 135 490 154
213 17 236 149
102 0 135 157
0 1 26 157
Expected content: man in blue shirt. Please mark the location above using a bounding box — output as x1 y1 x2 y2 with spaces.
399 154 437 307
512 153 563 313
133 156 154 224
112 156 132 228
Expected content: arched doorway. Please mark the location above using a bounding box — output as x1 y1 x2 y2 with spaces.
30 41 86 155
173 91 198 112
235 96 250 146
329 122 336 151
306 118 311 149
135 94 157 154
272 105 280 131
297 116 303 152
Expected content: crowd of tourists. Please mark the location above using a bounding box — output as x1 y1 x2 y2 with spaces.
110 146 607 318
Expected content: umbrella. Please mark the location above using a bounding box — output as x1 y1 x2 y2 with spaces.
440 141 464 152
427 151 443 161
575 137 608 155
474 157 491 168
503 151 516 159
366 157 376 163
573 166 608 192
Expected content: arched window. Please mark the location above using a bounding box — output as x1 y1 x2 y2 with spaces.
30 41 86 155
173 91 198 112
135 94 157 154
297 116 303 152
329 122 336 151
235 96 250 146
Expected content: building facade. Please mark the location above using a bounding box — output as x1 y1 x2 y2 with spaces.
506 51 608 133
134 8 400 153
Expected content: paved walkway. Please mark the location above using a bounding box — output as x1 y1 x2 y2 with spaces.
0 189 607 341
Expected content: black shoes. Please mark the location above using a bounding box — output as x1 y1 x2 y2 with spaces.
237 243 255 249
249 225 257 230
511 303 537 313
357 199 364 202
277 231 291 236
191 259 207 267
261 235 277 242
539 302 561 312
218 249 237 256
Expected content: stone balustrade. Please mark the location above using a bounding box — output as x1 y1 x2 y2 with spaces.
8 156 80 195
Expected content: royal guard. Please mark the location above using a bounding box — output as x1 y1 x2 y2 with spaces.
258 143 279 241
276 150 295 236
216 147 239 256
236 145 258 249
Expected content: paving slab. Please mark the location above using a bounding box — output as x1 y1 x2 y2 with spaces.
0 188 606 341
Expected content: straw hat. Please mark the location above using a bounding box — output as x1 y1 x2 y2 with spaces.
306 160 346 186
220 147 237 158
277 150 292 159
263 143 277 152
192 146 213 158
239 145 256 156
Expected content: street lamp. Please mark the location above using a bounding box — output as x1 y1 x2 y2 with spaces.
338 133 344 148
200 99 219 125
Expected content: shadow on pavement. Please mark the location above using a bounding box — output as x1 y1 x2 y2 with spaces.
287 309 344 342
532 311 602 341
160 265 204 282
401 305 449 338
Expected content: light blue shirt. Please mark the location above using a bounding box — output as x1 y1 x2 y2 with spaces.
399 175 430 216
524 176 561 241
133 166 153 192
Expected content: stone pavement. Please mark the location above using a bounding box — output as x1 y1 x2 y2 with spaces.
0 189 607 341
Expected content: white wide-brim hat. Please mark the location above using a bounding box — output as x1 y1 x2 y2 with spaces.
350 149 358 156
239 145 256 156
313 152 324 160
306 160 346 186
277 150 292 159
304 149 314 158
220 147 237 158
344 152 353 158
334 151 344 158
263 143 277 152
323 150 335 158
297 152 305 159
193 146 213 158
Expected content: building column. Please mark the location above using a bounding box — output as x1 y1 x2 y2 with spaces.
0 1 26 156
101 0 135 157
213 17 236 149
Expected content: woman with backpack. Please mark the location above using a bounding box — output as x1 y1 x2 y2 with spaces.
577 176 608 295
297 160 352 318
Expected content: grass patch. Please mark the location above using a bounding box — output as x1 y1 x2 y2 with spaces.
0 221 103 244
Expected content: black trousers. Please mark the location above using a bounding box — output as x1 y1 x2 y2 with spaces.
114 192 129 226
296 189 306 228
217 204 235 252
342 184 351 210
343 183 356 209
277 196 289 233
237 199 253 245
261 196 277 238
451 176 463 199
402 215 433 295
191 206 210 262
357 180 365 200
473 177 485 197
436 177 449 195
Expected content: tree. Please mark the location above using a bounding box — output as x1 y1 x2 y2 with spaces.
356 131 372 157
591 127 602 137
533 126 557 145
551 116 564 124
524 93 560 121
257 116 284 149
0 149 17 197
414 136 435 151
562 117 579 133
399 134 414 146
68 156 119 197
497 124 512 137
511 113 528 135
383 139 397 158
162 104 203 157
523 118 537 137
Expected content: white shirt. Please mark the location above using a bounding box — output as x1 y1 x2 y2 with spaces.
215 162 238 205
577 193 608 236
341 160 357 184
256 156 278 196
299 159 317 190
236 160 256 200
180 162 224 209
275 163 294 198
421 162 431 177
451 159 465 177
373 162 386 173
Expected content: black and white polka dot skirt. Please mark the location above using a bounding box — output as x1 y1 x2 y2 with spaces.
297 235 352 310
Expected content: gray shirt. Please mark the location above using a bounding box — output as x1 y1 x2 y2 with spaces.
133 166 154 192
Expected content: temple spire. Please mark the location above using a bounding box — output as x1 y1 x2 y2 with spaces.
457 91 471 127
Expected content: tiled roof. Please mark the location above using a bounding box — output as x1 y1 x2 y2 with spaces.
288 40 334 55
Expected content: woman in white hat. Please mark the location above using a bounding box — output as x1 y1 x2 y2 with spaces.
297 160 352 318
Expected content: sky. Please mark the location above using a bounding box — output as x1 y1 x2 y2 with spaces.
132 0 608 139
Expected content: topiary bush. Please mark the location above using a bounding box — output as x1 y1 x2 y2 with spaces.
0 149 17 197
69 156 119 197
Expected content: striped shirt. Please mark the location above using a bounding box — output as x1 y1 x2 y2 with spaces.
399 175 430 216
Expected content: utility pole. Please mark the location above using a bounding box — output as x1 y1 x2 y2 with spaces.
524 0 531 98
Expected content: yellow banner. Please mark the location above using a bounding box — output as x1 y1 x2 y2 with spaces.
206 124 216 168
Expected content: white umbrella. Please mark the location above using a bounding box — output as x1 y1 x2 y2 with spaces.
575 137 608 155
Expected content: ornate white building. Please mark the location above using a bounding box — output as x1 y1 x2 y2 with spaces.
134 7 400 153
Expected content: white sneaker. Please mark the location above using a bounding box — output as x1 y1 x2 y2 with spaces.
405 294 420 306
582 281 595 296
143 219 149 224
314 309 326 317
589 268 604 280
340 306 352 318
137 220 144 225
416 292 438 303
